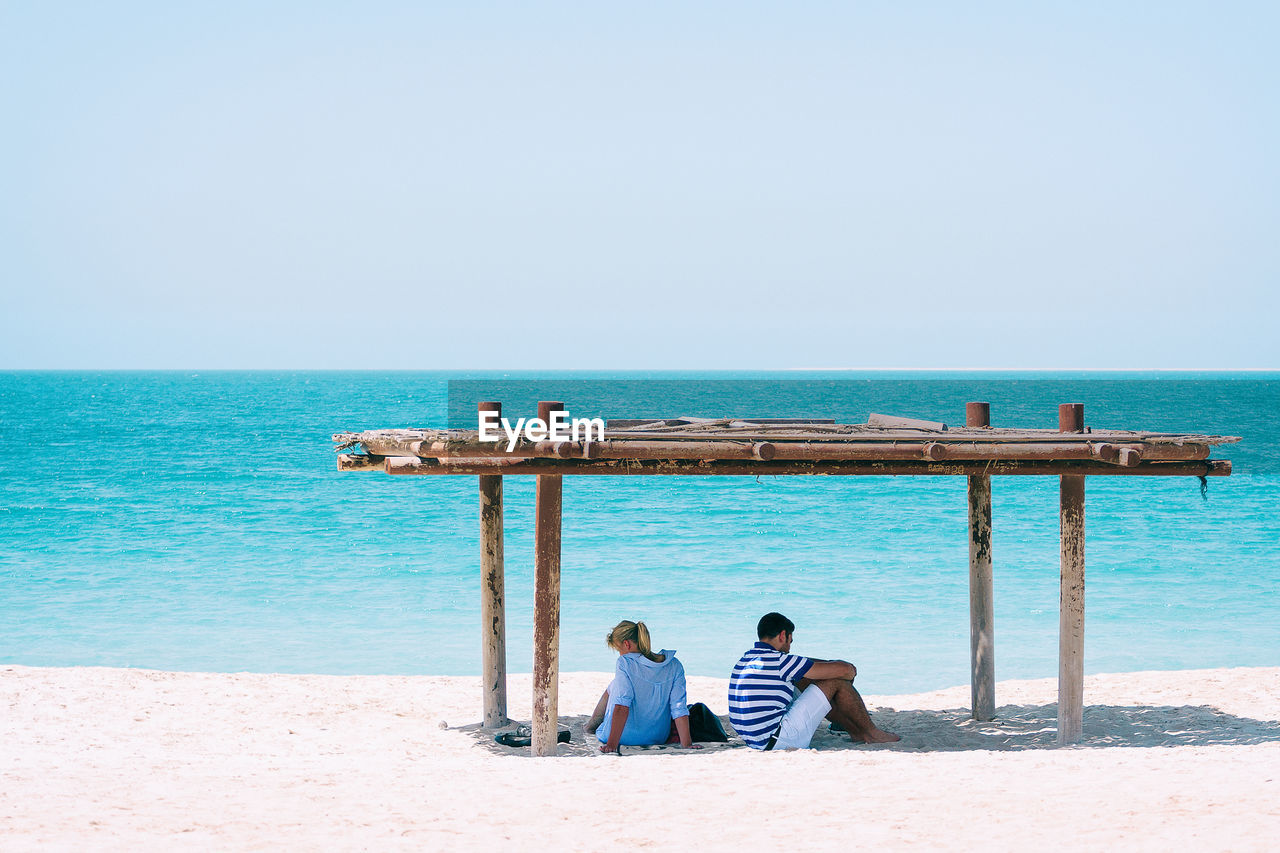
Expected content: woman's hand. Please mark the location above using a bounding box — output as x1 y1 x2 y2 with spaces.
673 715 701 750
601 705 629 754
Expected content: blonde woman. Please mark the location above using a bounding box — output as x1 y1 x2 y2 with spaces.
586 620 700 753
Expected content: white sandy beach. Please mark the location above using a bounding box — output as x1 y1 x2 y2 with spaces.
3 665 1278 851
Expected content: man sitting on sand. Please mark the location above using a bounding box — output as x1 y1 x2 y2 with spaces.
728 612 900 749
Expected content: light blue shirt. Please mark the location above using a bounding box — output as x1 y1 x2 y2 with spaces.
597 649 690 746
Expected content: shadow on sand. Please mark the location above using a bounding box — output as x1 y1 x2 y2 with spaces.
467 704 1280 757
465 714 745 758
848 703 1280 752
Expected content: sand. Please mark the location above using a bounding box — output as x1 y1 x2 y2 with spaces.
3 665 1278 851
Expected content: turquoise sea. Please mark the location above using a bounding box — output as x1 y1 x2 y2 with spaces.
1 371 1277 696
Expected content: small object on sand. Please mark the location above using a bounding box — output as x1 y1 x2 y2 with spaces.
438 720 449 730
494 725 571 747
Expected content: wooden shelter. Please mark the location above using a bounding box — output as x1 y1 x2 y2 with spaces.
334 401 1236 755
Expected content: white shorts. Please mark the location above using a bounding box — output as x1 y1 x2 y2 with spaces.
772 684 832 750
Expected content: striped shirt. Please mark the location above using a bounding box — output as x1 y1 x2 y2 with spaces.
728 642 814 749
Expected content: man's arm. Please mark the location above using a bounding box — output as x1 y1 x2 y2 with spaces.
802 659 856 681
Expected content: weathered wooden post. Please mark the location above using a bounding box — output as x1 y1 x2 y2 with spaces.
531 400 564 756
966 402 995 721
1058 402 1086 744
478 401 508 728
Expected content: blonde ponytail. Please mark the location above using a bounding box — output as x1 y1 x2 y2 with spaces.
606 620 663 662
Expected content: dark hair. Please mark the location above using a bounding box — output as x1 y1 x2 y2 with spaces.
757 612 795 640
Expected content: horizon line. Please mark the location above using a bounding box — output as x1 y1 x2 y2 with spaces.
2 366 1278 373
780 366 1280 372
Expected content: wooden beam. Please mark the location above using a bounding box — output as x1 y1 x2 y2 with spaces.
339 427 1235 459
478 402 508 729
418 438 786 461
584 429 1233 446
967 403 995 722
605 417 837 428
1117 447 1142 467
336 453 385 471
383 457 1232 478
408 437 1212 462
531 401 563 757
1058 404 1086 745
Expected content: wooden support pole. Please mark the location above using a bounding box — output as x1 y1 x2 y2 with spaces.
1058 403 1086 745
531 400 564 757
966 403 995 722
478 402 508 729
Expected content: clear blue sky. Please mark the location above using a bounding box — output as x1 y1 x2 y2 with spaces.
3 2 1276 369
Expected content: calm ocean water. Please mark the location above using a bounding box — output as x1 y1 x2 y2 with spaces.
1 371 1277 695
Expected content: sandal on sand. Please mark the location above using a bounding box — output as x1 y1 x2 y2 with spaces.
494 726 571 748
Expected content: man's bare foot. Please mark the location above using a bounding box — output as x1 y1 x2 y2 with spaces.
863 728 900 744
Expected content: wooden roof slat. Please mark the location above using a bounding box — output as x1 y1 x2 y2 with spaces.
373 456 1232 478
391 437 1212 463
334 426 1240 443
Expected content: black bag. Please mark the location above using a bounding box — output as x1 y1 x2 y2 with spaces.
687 702 729 743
